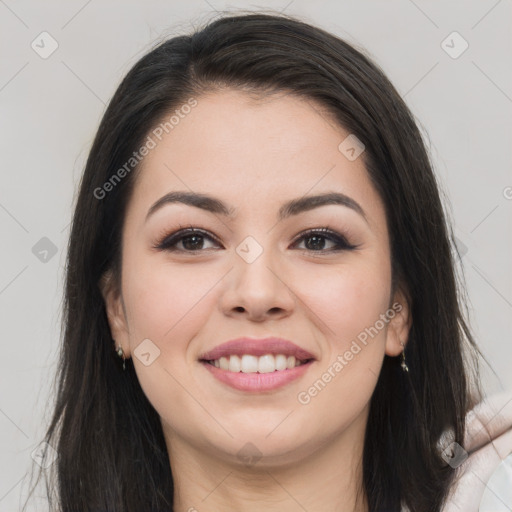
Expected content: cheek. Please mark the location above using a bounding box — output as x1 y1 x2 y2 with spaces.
293 268 390 427
294 258 391 344
122 251 220 348
120 254 222 422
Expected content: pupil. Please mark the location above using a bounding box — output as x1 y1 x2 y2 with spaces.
183 235 203 250
306 235 324 250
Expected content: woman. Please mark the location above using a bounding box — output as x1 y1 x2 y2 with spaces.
23 11 510 512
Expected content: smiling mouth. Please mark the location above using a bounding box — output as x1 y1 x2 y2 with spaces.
200 354 314 373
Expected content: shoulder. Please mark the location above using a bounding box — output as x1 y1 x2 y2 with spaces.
440 389 512 511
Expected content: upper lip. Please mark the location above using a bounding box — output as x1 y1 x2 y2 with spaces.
198 337 316 362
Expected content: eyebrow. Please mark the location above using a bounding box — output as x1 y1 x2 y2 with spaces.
145 190 368 224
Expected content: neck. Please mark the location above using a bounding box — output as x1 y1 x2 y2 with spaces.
165 407 369 512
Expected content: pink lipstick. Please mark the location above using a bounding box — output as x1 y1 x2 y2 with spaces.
198 337 316 392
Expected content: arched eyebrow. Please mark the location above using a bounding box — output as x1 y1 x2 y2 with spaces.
145 191 368 224
279 192 367 223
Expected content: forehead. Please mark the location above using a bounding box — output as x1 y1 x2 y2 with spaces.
127 89 385 228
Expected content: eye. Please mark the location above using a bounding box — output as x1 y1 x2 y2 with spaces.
290 227 358 253
154 226 359 254
154 226 222 252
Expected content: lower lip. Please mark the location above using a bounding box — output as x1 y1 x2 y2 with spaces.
200 360 314 392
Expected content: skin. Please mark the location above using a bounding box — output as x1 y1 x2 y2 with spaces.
101 89 412 512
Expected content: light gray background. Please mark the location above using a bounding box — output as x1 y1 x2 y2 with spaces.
1 1 511 509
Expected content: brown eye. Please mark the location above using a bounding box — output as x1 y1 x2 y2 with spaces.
291 228 358 252
155 228 222 252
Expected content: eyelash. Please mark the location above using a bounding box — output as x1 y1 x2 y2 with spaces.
153 225 359 254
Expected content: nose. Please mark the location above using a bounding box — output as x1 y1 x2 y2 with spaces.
219 246 296 322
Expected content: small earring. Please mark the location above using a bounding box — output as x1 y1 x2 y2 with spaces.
116 343 126 371
400 341 409 373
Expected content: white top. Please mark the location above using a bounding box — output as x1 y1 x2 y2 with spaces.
441 389 512 511
479 453 512 511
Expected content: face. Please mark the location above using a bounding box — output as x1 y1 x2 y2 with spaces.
101 89 410 468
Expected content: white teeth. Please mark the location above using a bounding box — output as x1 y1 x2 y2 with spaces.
241 355 259 373
208 353 309 373
228 354 241 372
258 354 275 373
275 354 287 371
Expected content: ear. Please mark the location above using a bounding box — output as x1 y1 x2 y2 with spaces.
99 269 131 358
385 285 412 357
